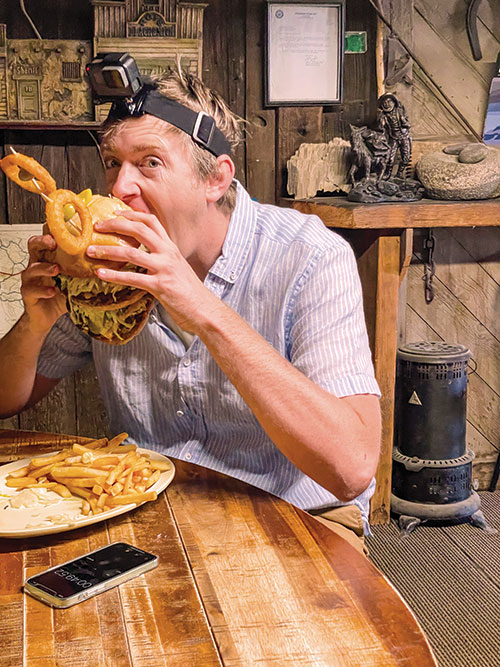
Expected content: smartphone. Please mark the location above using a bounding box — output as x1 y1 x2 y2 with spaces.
24 542 158 608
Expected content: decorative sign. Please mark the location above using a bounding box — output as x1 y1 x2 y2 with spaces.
0 0 207 126
0 225 42 339
127 11 176 37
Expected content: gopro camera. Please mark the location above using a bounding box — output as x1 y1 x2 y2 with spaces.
85 52 232 157
86 53 143 102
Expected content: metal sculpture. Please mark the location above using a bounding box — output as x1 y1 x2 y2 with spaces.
347 93 423 203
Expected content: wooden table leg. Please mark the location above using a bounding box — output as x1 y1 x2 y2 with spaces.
350 231 402 524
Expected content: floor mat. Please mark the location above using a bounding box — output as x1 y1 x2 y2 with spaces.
366 492 500 667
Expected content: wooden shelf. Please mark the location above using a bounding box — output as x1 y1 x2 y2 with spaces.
282 196 500 229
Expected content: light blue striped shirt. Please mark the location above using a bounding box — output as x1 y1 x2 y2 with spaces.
37 182 380 531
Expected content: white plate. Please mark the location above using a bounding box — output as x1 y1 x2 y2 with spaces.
0 448 175 539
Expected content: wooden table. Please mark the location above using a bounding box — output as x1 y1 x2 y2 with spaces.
288 197 500 525
0 429 436 666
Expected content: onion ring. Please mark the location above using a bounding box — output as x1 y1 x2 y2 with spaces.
0 153 56 196
45 189 93 256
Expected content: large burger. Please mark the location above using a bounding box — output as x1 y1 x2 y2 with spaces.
42 191 154 345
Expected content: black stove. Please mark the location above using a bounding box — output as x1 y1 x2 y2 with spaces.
391 341 495 534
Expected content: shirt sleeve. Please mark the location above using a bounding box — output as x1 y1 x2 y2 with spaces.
288 232 381 398
37 314 93 379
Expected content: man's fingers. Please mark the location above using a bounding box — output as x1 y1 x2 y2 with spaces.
23 262 60 280
95 211 167 246
22 285 59 299
86 243 154 270
95 267 151 290
111 208 164 230
27 234 56 260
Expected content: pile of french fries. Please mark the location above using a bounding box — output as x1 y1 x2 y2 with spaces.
4 433 172 516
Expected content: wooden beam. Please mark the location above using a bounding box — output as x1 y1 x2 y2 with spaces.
356 233 401 524
287 197 500 229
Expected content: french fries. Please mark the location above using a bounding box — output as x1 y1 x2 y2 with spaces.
4 433 172 516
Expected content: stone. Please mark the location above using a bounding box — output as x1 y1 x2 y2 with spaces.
457 143 488 164
416 146 500 199
442 142 471 155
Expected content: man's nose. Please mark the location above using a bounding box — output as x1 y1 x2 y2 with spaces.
109 162 140 201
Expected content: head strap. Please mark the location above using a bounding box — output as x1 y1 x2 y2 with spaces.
108 86 231 157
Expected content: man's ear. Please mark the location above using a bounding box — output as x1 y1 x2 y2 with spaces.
205 155 235 204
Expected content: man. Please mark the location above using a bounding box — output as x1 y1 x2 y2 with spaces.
0 67 381 552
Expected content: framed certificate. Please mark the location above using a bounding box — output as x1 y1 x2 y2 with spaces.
266 0 345 106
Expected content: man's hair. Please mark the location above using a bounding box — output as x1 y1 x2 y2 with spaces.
100 68 244 214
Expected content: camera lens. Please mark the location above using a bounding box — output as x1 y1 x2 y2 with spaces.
102 68 127 89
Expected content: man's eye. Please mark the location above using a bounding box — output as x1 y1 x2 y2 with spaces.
104 158 119 169
142 158 161 168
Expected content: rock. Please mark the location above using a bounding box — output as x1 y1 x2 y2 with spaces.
457 143 488 164
443 142 471 155
416 147 500 199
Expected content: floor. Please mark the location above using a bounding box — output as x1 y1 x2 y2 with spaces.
366 492 500 667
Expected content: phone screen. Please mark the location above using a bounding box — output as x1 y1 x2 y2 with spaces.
25 542 157 603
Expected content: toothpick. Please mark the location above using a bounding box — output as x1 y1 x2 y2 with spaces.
7 146 82 234
31 178 52 202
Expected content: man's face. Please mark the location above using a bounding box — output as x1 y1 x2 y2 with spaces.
101 114 208 249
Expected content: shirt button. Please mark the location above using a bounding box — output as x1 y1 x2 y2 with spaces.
176 410 184 417
183 358 191 367
185 453 192 460
229 271 236 281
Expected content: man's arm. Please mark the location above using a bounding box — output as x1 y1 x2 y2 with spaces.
90 211 381 502
0 315 61 416
0 234 66 417
195 300 381 502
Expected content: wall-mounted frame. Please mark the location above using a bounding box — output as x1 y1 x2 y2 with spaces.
265 0 345 106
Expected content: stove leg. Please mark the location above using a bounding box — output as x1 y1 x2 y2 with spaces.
469 509 497 534
398 514 422 535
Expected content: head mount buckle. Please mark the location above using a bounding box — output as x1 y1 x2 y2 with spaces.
192 112 215 150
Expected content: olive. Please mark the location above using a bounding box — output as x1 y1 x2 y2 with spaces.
63 203 76 221
18 167 34 181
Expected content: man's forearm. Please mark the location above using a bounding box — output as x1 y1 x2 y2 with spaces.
0 313 48 417
194 301 381 502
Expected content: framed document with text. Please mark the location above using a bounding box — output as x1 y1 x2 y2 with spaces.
266 0 345 106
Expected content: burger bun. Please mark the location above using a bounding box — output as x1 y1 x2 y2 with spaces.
42 194 139 278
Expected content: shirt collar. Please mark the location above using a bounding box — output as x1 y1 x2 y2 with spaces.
209 180 256 284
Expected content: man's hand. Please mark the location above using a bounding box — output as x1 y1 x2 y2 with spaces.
21 234 67 334
87 210 217 333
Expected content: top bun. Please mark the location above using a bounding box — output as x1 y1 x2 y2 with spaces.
43 194 139 278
